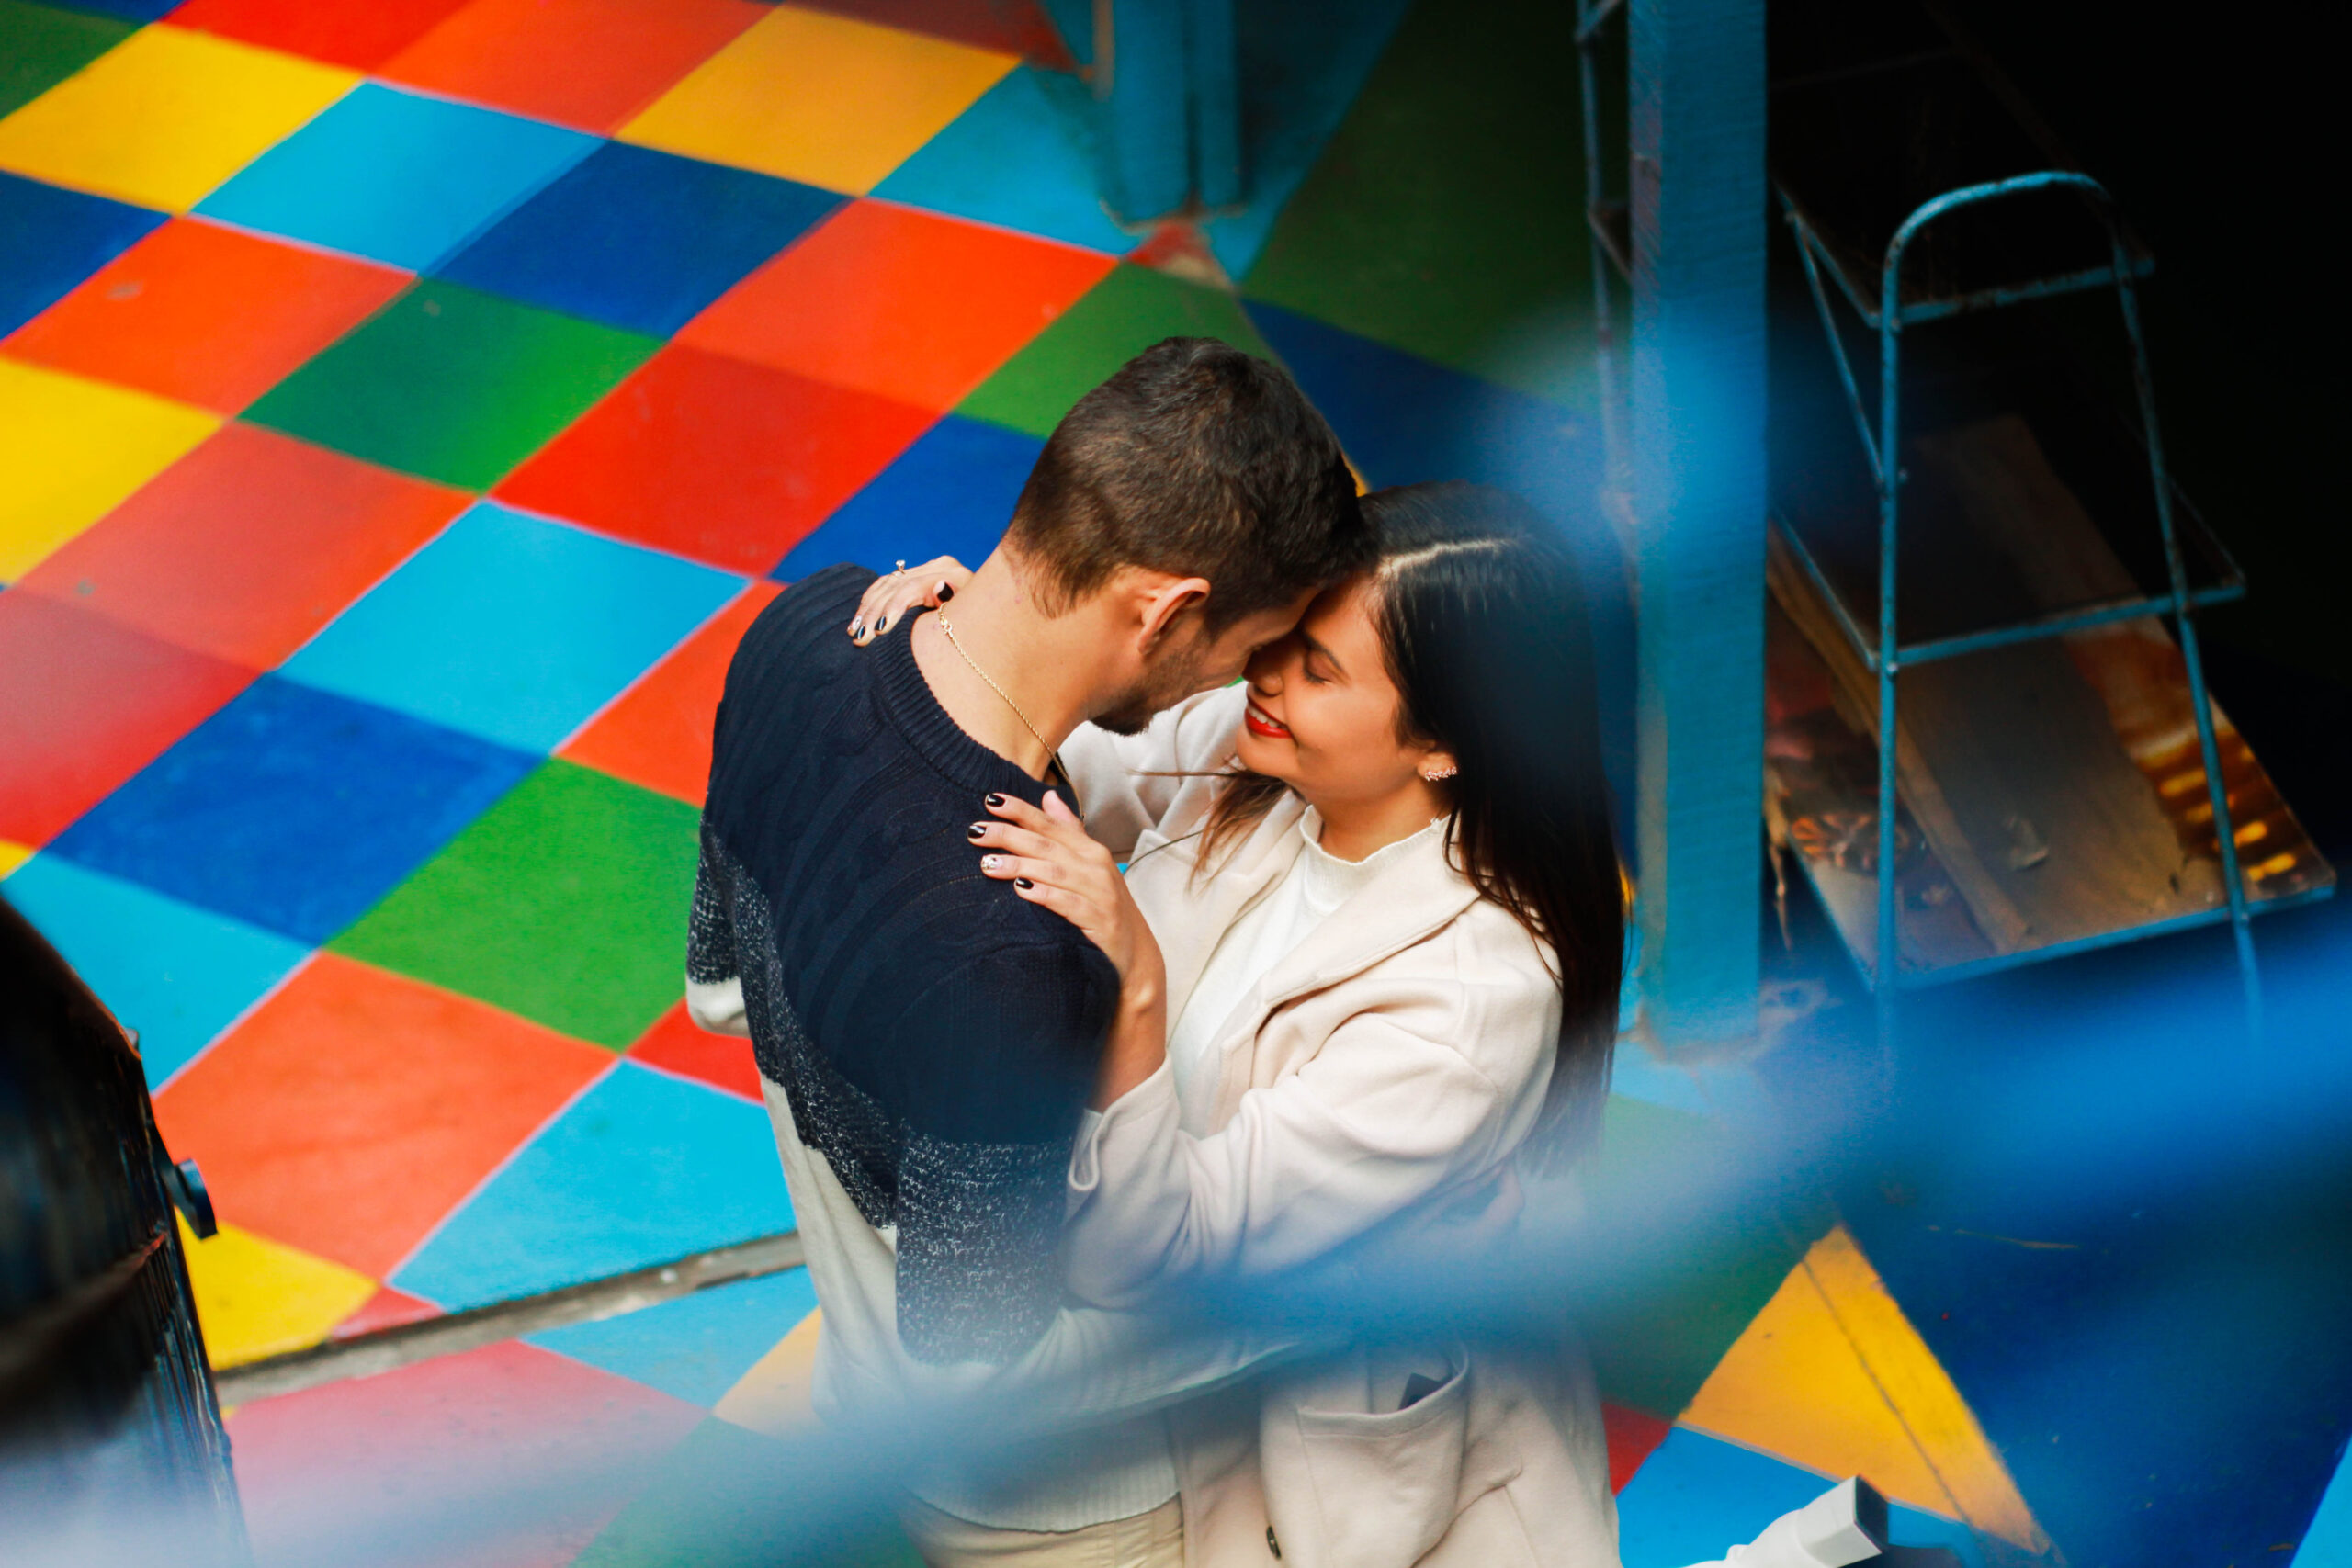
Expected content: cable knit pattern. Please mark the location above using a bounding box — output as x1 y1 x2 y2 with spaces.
692 565 1118 1363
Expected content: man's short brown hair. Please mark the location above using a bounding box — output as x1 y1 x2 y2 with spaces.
1003 338 1368 628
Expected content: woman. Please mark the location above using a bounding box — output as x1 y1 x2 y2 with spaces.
861 482 1624 1567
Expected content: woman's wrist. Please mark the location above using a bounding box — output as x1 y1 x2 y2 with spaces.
1095 983 1167 1110
1116 963 1165 1018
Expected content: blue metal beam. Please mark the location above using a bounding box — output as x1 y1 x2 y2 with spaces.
1629 0 1768 1046
1094 0 1240 225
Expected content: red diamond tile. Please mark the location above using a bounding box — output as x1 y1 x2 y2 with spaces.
677 197 1114 412
332 1283 442 1341
227 1337 701 1568
1604 1402 1674 1493
495 343 934 574
626 999 761 1103
19 423 468 670
153 953 612 1280
793 0 1076 69
0 593 255 848
4 219 409 416
382 0 769 135
559 580 777 806
168 0 479 71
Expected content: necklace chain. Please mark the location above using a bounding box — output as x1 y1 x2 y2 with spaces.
935 615 1079 812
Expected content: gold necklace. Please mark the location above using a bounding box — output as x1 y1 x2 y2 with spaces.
934 615 1080 812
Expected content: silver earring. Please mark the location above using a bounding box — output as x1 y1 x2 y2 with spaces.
1422 763 1457 782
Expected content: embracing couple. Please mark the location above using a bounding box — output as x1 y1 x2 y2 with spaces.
684 339 1626 1568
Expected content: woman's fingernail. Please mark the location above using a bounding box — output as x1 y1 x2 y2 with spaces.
985 793 1005 807
876 615 889 633
967 824 987 840
1014 878 1035 890
981 855 1003 872
848 620 863 636
937 582 956 602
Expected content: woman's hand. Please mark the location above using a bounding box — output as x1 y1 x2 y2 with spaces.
975 791 1163 994
849 556 971 645
975 790 1169 1107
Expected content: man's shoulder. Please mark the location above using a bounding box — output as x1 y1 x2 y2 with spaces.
741 564 876 665
719 566 876 713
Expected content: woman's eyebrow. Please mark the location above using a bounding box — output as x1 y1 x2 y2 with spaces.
1300 630 1346 675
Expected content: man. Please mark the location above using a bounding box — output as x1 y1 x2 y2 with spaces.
684 338 1367 1563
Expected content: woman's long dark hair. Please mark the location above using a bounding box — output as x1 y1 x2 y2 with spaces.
1201 482 1625 1159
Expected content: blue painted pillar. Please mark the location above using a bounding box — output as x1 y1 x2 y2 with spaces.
1094 0 1241 223
1628 0 1767 1046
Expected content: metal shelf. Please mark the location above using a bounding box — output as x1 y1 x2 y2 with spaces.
1572 0 2330 1037
1753 0 2331 1032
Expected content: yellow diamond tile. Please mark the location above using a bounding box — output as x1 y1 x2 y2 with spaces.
0 840 31 879
178 1216 380 1370
0 359 219 581
713 1305 822 1438
1680 1224 2050 1553
0 25 356 212
619 6 1014 194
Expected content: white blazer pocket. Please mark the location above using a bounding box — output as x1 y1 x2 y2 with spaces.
1261 1348 1481 1568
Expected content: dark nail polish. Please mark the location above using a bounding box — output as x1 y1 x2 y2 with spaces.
1015 878 1034 889
937 582 955 602
985 793 1005 807
967 824 986 840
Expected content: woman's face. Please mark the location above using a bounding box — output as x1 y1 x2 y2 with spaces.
1234 574 1451 809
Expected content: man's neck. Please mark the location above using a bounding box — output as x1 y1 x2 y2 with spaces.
908 555 1099 780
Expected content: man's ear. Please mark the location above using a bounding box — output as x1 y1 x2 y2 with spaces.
1134 574 1212 653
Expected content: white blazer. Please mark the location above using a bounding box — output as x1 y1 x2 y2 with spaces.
1059 686 1621 1568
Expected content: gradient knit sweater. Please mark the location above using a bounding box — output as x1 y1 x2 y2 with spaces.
688 564 1118 1364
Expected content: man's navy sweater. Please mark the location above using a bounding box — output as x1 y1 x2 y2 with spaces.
689 564 1119 1362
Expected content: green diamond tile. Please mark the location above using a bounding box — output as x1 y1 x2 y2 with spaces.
571 1417 922 1568
332 759 699 1048
0 0 135 120
1239 0 1606 408
1577 1095 1834 1419
244 279 657 491
956 262 1277 440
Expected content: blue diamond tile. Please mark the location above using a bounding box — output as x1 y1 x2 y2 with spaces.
1615 1428 1983 1568
196 83 596 271
436 141 841 338
281 502 743 752
0 169 164 335
393 1060 794 1309
49 675 537 943
4 855 310 1087
775 413 1039 581
531 1266 817 1407
874 67 1133 255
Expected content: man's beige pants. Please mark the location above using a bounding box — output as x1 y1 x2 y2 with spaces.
899 1495 1184 1568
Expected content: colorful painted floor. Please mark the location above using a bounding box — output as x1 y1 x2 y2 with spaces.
2 1 2344 1565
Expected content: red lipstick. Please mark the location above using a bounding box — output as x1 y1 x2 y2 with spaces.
1244 700 1291 739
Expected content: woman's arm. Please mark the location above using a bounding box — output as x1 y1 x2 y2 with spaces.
1058 998 1530 1311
